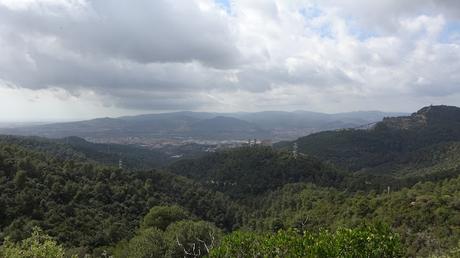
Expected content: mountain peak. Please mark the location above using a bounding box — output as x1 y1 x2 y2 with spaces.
415 105 460 116
379 105 460 130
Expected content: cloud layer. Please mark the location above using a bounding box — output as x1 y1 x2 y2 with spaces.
1 0 460 116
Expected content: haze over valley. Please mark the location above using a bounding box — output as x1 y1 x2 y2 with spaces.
0 110 406 144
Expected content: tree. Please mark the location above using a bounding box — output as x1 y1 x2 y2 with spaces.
113 227 166 258
165 220 221 258
141 205 190 231
13 170 27 188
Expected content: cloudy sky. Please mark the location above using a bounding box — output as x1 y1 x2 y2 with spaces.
1 0 460 121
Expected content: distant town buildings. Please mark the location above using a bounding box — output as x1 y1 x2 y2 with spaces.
261 139 272 146
246 139 273 147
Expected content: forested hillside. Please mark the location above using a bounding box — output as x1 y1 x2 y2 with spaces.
279 106 460 170
169 146 345 198
0 138 243 251
280 106 460 178
247 179 460 257
1 106 460 257
0 135 193 170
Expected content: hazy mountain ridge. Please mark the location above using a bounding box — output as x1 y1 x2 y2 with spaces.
0 110 406 142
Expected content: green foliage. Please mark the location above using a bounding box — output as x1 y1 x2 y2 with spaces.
3 106 460 257
288 106 460 178
170 146 345 198
248 177 460 257
428 241 460 258
0 227 66 258
13 170 26 188
57 136 171 169
0 137 243 250
114 209 221 258
141 205 190 231
114 227 167 258
210 224 402 258
0 135 170 169
165 220 221 258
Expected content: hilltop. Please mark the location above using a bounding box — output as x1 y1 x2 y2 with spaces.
169 146 345 198
379 105 460 130
278 105 460 177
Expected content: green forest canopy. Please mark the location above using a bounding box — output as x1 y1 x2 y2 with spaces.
1 106 460 257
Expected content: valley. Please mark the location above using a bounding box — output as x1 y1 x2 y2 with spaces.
0 110 404 145
0 105 459 257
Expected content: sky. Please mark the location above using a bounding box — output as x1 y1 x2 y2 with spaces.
1 0 460 122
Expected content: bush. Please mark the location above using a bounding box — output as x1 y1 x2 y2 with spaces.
141 205 190 231
210 224 403 258
113 227 166 258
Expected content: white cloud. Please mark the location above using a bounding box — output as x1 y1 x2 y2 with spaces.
1 0 460 119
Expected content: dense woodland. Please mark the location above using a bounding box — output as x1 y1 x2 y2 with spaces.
0 138 243 253
1 105 460 257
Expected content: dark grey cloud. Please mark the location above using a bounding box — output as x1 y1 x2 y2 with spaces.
0 0 240 67
0 0 241 110
108 89 211 110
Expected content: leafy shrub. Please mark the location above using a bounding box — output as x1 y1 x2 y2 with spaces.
113 227 166 258
210 224 403 258
141 205 190 231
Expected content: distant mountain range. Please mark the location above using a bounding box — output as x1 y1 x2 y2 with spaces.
0 110 407 142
